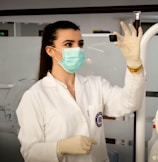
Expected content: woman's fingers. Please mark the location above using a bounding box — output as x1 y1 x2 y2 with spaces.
84 137 96 146
138 26 143 40
120 21 131 36
113 21 143 48
119 21 142 37
128 23 137 36
113 31 123 41
82 136 96 152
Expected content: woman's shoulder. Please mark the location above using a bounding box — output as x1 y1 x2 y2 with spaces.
24 73 56 94
22 79 42 96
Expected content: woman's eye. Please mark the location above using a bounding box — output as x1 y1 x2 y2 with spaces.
65 43 73 47
79 42 84 48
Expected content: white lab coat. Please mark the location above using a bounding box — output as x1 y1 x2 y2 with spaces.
16 70 145 162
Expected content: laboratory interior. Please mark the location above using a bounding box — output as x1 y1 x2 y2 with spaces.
0 0 158 162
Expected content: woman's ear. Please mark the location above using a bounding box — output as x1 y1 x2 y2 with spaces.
45 46 54 57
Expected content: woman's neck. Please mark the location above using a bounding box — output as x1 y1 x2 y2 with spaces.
51 68 75 85
52 69 76 99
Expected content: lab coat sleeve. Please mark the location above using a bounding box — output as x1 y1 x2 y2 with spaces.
16 90 59 162
102 69 145 117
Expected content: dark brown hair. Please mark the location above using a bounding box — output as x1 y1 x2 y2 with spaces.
38 20 80 80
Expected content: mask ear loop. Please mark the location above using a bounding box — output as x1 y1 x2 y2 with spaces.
49 46 63 63
45 46 55 58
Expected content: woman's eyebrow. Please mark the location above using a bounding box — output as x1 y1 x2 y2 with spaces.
62 39 84 43
62 40 74 43
79 39 84 43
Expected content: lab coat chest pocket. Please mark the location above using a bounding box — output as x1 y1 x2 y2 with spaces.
87 104 103 131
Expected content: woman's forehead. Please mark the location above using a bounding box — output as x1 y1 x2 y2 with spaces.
55 29 82 41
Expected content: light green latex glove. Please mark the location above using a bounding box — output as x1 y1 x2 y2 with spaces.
114 21 143 68
57 135 96 156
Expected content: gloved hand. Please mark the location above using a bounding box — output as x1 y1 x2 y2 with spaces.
113 21 143 68
56 135 96 156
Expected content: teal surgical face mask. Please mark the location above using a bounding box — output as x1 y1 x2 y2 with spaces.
54 47 85 73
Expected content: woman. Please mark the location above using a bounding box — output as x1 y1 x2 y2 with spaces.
16 20 145 162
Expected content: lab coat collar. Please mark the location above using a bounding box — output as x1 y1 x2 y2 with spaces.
42 72 88 88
